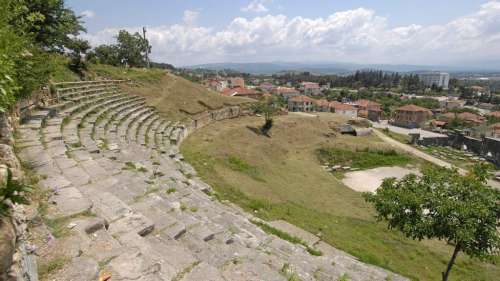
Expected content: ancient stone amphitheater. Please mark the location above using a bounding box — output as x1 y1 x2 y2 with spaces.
15 80 407 280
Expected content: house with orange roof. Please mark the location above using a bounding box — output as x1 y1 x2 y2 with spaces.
299 82 321 96
272 87 301 101
354 99 382 121
221 87 262 100
489 123 500 138
332 103 358 118
440 112 485 126
314 99 332 112
288 95 315 112
393 104 433 128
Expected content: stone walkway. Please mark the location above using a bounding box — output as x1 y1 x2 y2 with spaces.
16 80 408 281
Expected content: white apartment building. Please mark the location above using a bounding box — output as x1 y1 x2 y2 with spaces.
418 72 450 90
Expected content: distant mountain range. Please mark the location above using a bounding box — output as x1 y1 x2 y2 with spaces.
186 62 500 75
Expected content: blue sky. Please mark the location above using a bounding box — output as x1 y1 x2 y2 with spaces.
69 0 500 67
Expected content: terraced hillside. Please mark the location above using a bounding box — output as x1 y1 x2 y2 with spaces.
14 80 409 281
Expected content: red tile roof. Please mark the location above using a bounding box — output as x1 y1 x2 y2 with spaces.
490 122 500 129
314 99 330 107
333 103 356 111
221 87 260 98
488 111 500 118
396 104 432 113
289 95 315 103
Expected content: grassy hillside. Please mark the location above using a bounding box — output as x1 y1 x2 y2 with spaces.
49 61 252 121
120 72 252 121
181 113 499 281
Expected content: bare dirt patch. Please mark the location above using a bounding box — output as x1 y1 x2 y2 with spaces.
342 166 418 193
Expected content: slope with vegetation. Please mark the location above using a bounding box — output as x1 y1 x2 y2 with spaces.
181 113 500 281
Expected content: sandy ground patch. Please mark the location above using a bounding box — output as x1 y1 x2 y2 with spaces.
342 166 418 192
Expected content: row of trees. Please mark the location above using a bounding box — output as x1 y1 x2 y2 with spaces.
271 71 427 93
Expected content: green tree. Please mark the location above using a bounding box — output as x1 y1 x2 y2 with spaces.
116 30 151 67
0 0 54 110
67 38 90 76
10 0 85 52
364 166 500 281
88 44 121 66
252 96 279 136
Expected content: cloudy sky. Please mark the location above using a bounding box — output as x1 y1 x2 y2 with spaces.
68 0 500 67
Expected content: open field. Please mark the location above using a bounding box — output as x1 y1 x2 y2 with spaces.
181 113 499 281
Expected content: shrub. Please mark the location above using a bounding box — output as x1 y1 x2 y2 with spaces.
0 169 30 216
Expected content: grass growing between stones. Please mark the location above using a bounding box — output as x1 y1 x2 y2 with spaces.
38 255 71 280
43 209 96 238
181 114 500 281
250 219 322 256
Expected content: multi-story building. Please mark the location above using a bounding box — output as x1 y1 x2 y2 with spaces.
393 104 432 128
418 72 450 90
288 96 315 112
299 82 321 96
229 77 245 88
272 87 300 101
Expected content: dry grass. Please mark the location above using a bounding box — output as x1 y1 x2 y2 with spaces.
181 113 499 281
120 72 252 121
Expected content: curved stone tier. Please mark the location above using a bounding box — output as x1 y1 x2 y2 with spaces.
16 80 408 281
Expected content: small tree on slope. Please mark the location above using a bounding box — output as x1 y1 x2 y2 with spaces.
364 165 499 281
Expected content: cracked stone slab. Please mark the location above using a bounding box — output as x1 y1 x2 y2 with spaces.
56 257 99 281
39 174 72 191
53 156 78 170
182 261 225 281
48 187 93 219
87 191 131 222
62 165 91 186
108 212 155 237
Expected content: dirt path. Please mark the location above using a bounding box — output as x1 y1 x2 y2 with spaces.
374 129 500 189
373 129 465 173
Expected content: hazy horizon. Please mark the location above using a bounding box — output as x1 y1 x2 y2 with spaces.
69 0 500 68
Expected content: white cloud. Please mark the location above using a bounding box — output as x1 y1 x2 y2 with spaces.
241 0 270 13
183 10 199 25
80 10 95 19
82 1 500 67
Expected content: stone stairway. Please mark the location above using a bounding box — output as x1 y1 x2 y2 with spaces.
16 80 407 281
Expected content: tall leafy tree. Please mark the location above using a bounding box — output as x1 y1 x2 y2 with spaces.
364 166 500 281
116 30 151 67
10 0 85 52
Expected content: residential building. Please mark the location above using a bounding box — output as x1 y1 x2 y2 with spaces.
488 111 500 119
203 78 227 92
441 112 485 126
272 87 301 101
299 82 321 96
489 123 500 138
288 96 315 112
229 77 245 88
259 82 276 93
332 103 358 118
354 99 382 121
393 104 432 128
314 99 331 112
445 99 466 110
418 72 450 90
221 87 262 100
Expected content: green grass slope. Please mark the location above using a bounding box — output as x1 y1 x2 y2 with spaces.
181 113 499 281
